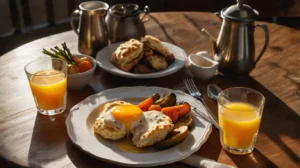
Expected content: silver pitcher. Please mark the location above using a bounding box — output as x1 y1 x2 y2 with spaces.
105 4 149 43
202 0 269 78
71 1 109 57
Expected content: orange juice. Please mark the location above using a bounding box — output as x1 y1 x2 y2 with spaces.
219 102 261 149
30 70 67 110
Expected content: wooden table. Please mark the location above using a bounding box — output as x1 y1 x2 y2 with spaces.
0 12 299 168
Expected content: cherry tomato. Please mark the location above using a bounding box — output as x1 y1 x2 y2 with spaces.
78 60 93 72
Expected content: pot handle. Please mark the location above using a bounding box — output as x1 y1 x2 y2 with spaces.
71 9 80 35
140 5 150 23
254 24 269 66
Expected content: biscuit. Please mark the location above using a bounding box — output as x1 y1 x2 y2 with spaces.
93 101 129 140
111 39 144 72
142 35 172 57
131 111 174 148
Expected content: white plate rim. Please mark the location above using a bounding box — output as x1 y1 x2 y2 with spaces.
95 42 187 79
66 86 212 167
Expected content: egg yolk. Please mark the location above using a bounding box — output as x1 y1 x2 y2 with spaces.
112 104 143 130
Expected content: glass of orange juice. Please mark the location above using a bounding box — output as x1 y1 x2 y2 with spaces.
25 57 68 116
218 87 265 155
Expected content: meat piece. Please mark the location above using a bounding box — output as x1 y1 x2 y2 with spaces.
166 54 175 65
145 55 168 71
133 64 156 73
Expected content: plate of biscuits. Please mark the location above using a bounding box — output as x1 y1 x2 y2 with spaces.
96 35 186 78
66 86 212 167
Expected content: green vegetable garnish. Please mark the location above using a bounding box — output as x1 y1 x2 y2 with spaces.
42 42 78 65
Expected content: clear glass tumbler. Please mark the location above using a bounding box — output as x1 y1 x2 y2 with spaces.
218 87 265 155
25 57 68 116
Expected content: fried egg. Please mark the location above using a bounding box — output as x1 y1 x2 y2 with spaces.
94 101 144 140
94 101 129 140
109 104 143 131
94 101 174 153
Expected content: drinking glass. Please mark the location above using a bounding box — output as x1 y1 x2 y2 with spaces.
218 87 265 155
25 57 68 116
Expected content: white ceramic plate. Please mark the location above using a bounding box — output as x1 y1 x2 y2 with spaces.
66 87 212 167
95 42 187 78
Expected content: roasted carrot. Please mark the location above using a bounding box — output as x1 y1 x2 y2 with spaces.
148 104 162 111
177 102 191 117
161 102 191 122
162 109 179 122
138 97 154 111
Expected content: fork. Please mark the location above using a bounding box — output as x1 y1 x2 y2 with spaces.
184 78 219 129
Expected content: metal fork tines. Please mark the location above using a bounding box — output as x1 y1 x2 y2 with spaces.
184 78 202 98
184 78 219 129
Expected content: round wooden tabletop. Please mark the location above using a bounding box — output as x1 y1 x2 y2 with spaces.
0 12 299 168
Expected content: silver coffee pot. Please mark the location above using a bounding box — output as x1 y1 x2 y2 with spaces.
202 0 269 78
105 4 149 43
71 1 109 57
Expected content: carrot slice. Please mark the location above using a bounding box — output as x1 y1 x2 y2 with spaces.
148 104 162 111
162 108 179 122
178 102 191 117
138 97 153 111
161 102 191 122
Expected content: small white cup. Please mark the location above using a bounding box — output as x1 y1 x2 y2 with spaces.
188 51 219 81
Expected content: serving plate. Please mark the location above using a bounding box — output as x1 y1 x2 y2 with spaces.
66 86 212 167
95 42 187 79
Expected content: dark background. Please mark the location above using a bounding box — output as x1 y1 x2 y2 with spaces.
1 0 299 56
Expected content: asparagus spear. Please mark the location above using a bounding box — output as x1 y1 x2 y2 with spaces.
42 42 78 66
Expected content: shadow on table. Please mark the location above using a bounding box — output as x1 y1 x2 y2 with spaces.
66 139 190 168
98 68 187 90
195 128 223 161
66 139 121 168
226 149 278 168
0 156 26 168
27 112 69 167
207 75 300 167
27 84 98 167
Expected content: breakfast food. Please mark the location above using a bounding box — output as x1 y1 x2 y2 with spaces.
133 64 155 73
142 35 172 57
142 35 176 65
154 126 189 149
111 35 175 73
43 42 93 74
93 92 194 152
144 54 168 71
111 39 144 72
174 113 194 128
132 111 174 147
94 101 129 140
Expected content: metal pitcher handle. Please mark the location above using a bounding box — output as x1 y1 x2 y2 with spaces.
254 24 269 66
71 9 80 35
140 5 150 23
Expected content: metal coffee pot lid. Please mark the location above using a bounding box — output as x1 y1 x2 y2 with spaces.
221 0 259 22
109 4 140 17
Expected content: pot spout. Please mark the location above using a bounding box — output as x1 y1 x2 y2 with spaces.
201 28 218 54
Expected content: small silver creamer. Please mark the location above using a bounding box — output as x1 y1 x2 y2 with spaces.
202 0 269 78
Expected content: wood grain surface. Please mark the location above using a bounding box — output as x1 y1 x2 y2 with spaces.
0 12 299 168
